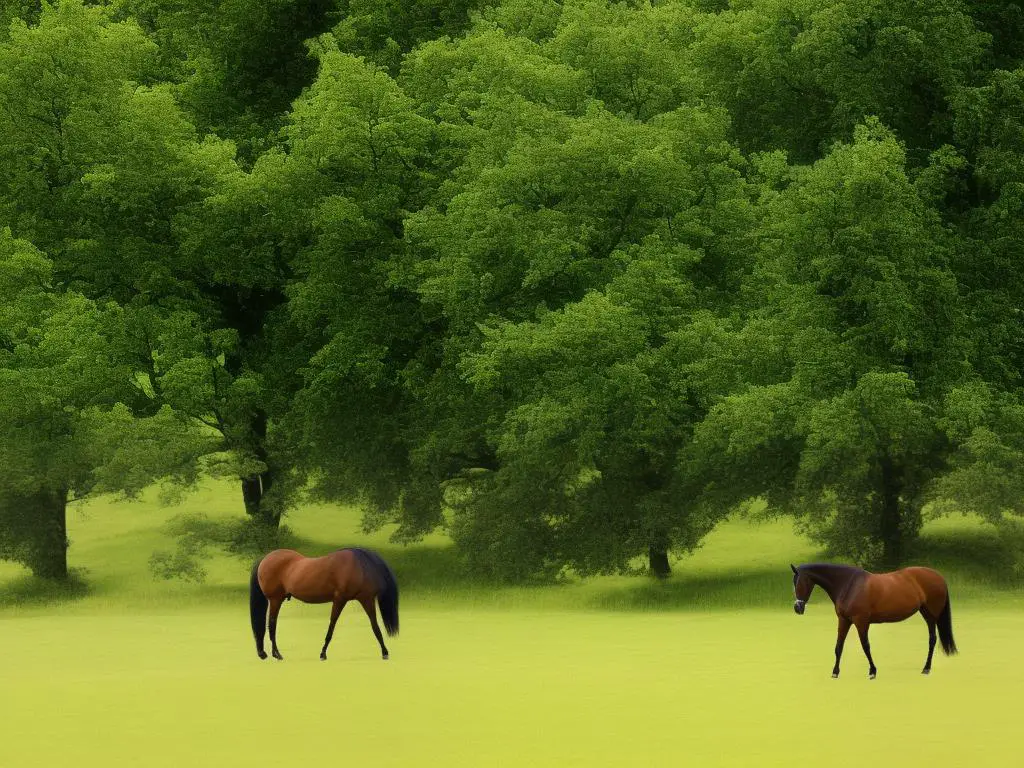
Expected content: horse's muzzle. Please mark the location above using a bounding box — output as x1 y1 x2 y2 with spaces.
793 600 806 615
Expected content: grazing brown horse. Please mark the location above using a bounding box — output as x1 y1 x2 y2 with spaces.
250 547 399 661
791 562 957 679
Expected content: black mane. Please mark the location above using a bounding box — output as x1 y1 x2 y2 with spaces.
797 562 867 577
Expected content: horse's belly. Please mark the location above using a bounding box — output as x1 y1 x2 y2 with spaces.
289 590 334 604
872 607 919 623
284 561 338 603
870 584 923 622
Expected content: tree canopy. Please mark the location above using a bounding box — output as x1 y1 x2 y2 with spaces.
2 0 1023 581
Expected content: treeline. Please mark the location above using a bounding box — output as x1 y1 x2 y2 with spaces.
1 0 1022 581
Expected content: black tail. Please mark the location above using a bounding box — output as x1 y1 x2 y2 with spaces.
250 560 268 655
350 548 399 636
937 593 957 655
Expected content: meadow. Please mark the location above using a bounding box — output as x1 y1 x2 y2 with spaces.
2 481 1023 767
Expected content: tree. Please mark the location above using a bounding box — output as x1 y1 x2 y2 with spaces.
460 258 749 579
0 0 297 530
115 0 336 161
278 16 763 578
686 121 972 567
964 0 1024 70
691 0 989 163
928 66 1024 528
949 68 1024 386
928 382 1024 524
247 41 440 534
0 230 210 578
332 0 487 71
546 0 700 122
394 18 758 576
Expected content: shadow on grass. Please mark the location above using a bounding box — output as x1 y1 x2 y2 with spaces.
586 565 795 612
0 568 90 610
153 513 813 611
148 511 1024 612
375 542 496 592
909 521 1024 591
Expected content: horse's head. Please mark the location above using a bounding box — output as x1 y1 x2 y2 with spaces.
791 563 813 615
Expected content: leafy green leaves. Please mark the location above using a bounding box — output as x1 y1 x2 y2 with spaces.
2 0 1024 582
0 231 212 508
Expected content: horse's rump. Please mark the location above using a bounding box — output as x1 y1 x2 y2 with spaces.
347 547 400 636
861 566 951 624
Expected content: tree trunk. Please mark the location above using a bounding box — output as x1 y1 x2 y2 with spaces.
878 455 903 569
240 409 279 528
241 467 278 525
648 545 671 579
25 487 69 580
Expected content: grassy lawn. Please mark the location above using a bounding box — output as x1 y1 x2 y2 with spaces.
2 480 1022 766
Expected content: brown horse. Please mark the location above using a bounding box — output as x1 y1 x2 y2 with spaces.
791 562 957 679
250 547 399 661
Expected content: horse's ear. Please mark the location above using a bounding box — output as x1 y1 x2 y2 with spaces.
790 563 797 574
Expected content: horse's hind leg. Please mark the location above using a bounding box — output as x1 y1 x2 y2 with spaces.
856 622 877 679
269 597 285 661
920 609 937 674
320 600 347 661
359 597 389 660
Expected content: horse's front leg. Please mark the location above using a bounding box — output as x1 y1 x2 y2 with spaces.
856 621 877 679
268 597 285 661
833 616 851 678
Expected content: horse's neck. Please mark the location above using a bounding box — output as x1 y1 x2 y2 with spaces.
806 565 865 604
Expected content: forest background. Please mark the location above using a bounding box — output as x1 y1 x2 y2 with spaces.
2 0 1024 586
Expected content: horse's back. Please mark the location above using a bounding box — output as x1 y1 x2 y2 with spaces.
258 548 368 603
899 565 946 583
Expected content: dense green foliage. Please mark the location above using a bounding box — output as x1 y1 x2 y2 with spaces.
1 0 1022 580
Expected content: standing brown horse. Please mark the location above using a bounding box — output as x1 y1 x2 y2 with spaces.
250 547 399 661
791 562 957 679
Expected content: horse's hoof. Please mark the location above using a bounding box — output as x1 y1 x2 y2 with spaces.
257 651 267 660
831 672 839 679
382 653 389 660
922 668 931 675
273 652 284 661
869 673 876 680
320 654 327 661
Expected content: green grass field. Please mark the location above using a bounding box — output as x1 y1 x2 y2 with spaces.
2 481 1023 766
